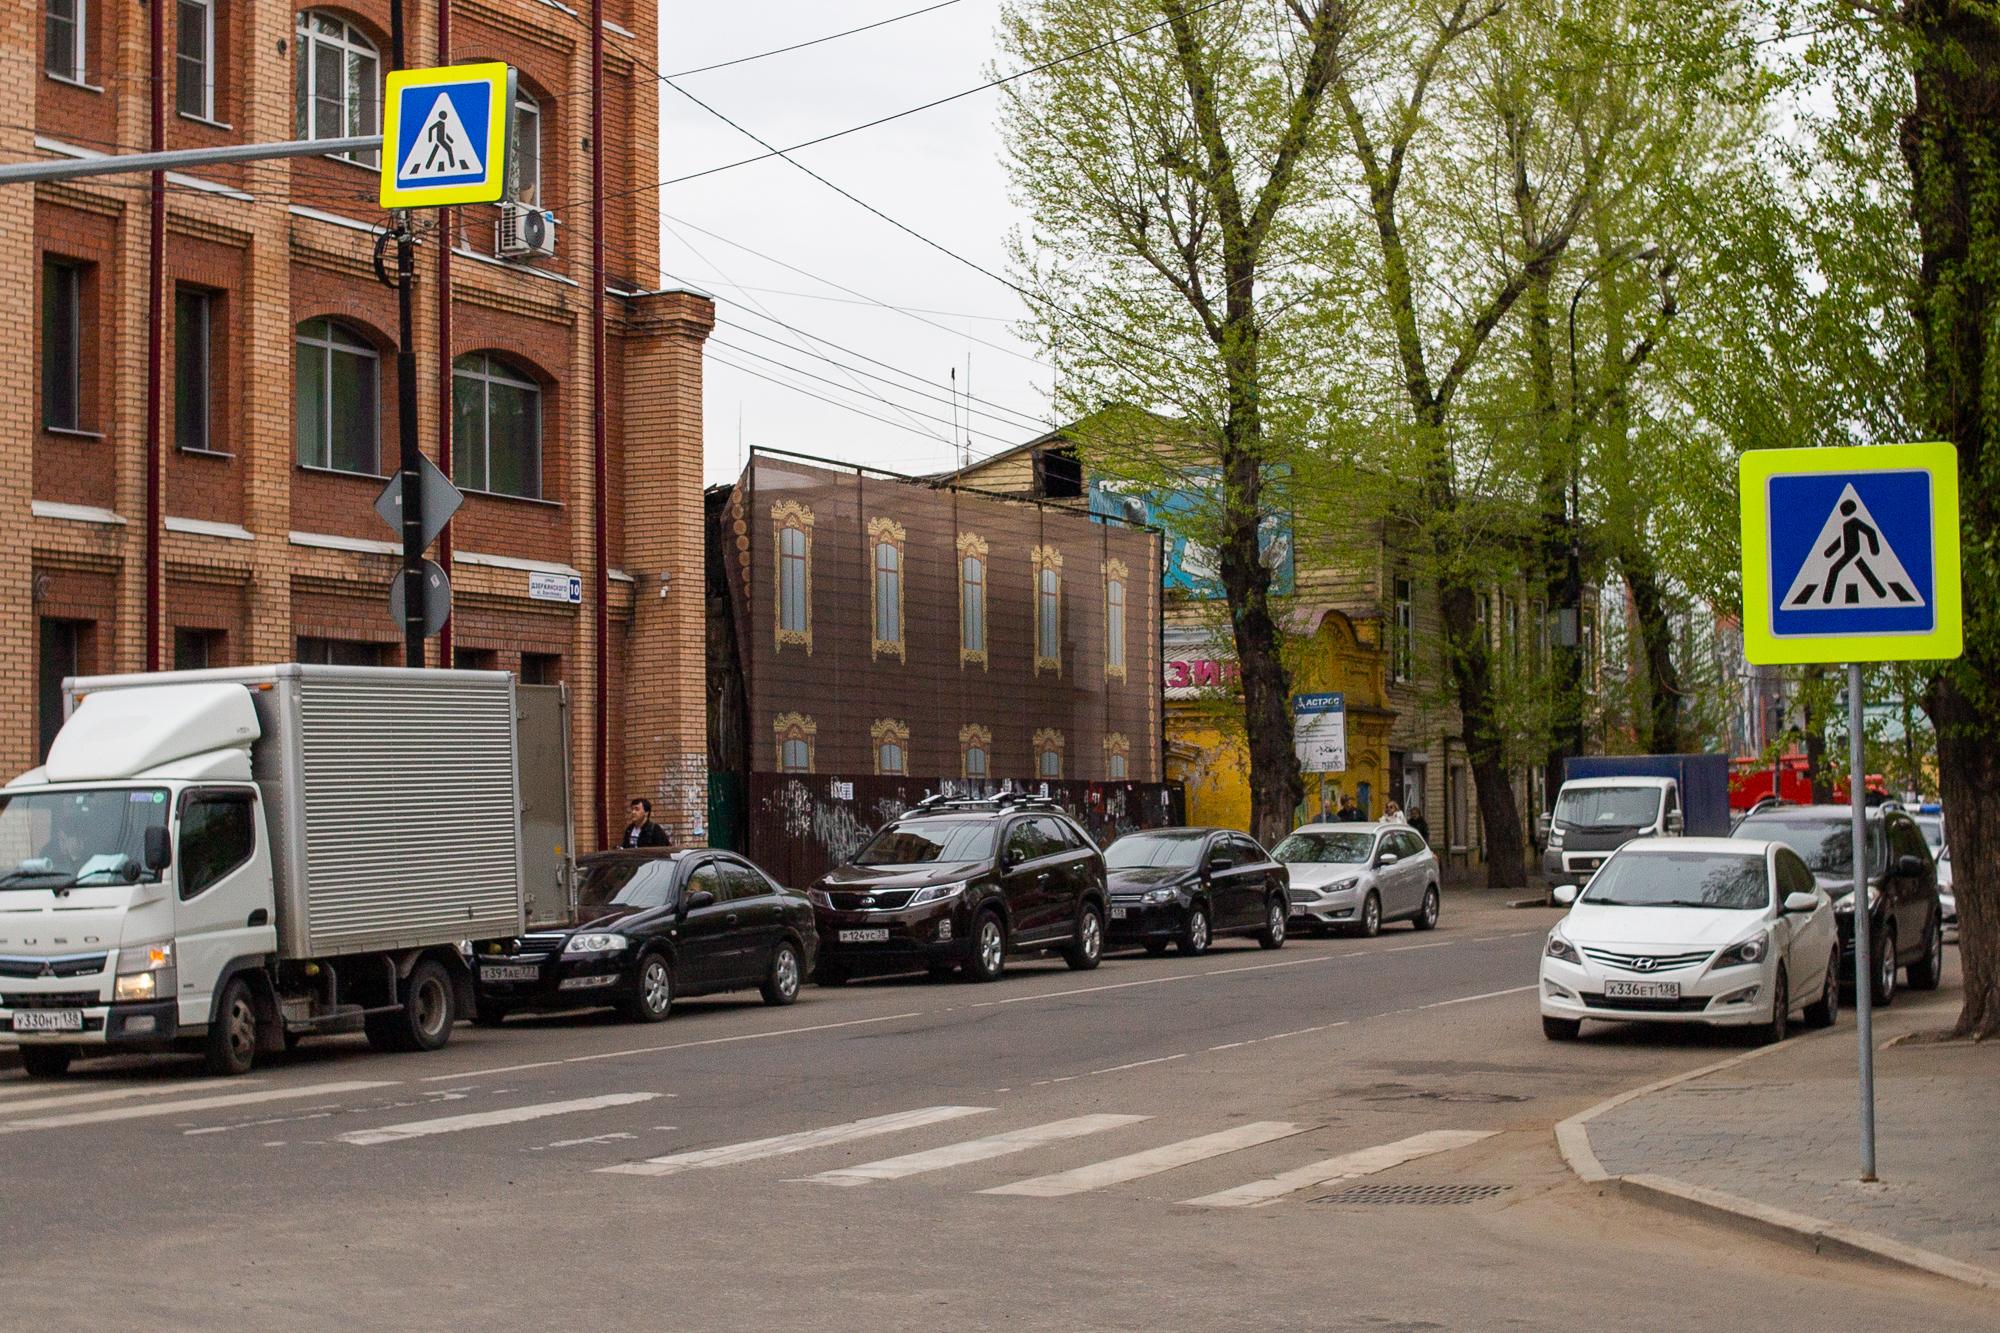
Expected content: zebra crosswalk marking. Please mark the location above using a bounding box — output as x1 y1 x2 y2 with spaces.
981 1121 1307 1198
0 1080 398 1134
1180 1128 1498 1208
804 1114 1150 1187
340 1093 661 1146
0 1078 250 1116
598 1105 992 1179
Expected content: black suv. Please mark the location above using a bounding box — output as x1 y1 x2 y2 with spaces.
1733 804 1945 1005
809 796 1109 984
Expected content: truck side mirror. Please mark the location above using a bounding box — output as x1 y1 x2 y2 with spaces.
1665 810 1685 835
144 825 173 874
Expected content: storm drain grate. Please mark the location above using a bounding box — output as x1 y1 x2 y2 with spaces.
1316 1182 1512 1206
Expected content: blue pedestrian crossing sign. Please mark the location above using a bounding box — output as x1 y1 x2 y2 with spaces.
1739 443 1961 665
379 63 515 209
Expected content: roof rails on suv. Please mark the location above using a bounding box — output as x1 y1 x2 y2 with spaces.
905 791 1063 817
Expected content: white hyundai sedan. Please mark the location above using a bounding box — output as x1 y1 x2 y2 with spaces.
1540 837 1841 1044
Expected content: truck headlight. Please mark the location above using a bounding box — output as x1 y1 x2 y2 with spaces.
1713 936 1768 968
910 880 969 906
564 933 627 956
1548 827 1565 847
115 940 176 1002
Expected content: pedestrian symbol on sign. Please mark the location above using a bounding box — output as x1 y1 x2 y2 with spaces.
398 93 483 182
1782 484 1923 610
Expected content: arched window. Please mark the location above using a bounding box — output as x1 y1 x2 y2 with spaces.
960 724 992 781
774 712 816 773
1104 559 1129 682
872 718 910 777
772 501 813 651
869 518 907 661
1104 733 1131 781
453 352 542 498
295 317 380 474
958 533 988 669
1034 728 1065 780
294 12 379 165
512 87 542 204
1033 545 1063 676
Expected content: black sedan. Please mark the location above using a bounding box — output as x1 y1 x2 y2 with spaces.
1103 828 1290 955
471 849 817 1024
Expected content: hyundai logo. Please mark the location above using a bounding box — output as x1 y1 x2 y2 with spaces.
1628 957 1657 972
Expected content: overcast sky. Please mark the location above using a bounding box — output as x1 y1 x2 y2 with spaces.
658 1 1052 486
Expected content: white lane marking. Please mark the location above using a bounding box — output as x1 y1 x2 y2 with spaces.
982 1121 1307 1197
1181 1129 1499 1208
598 1105 992 1178
1418 984 1537 1009
971 956 1332 1008
1087 1054 1184 1077
0 1078 257 1115
186 1110 338 1136
805 1114 1151 1187
339 1093 661 1146
531 1130 642 1152
427 1011 925 1082
0 1080 398 1133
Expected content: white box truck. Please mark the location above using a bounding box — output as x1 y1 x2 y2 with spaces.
0 665 526 1077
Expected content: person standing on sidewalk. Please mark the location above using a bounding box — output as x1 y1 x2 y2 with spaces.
1409 806 1431 846
622 797 670 848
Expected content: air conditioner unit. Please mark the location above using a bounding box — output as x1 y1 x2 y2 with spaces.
496 202 558 259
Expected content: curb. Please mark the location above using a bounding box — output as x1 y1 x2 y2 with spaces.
1554 1026 2000 1292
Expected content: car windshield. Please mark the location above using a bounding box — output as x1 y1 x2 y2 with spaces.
0 788 171 890
1914 816 1944 853
1738 817 1885 878
1105 833 1205 869
1553 786 1661 829
1581 850 1770 911
1271 831 1373 864
854 819 997 867
576 859 678 911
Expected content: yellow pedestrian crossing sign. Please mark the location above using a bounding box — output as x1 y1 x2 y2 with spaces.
1738 442 1962 665
379 63 514 208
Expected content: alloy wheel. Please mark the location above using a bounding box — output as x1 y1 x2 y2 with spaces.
1878 931 1896 1003
1363 894 1380 936
1268 903 1285 943
773 945 800 1000
642 957 673 1016
979 918 1004 975
1421 889 1439 928
1081 911 1102 963
1190 910 1210 952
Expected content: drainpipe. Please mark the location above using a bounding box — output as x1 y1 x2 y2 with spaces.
591 0 609 847
145 0 166 670
436 1 453 666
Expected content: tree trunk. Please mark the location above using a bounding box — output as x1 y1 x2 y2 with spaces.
1802 668 1834 802
1622 557 1684 753
1440 582 1527 886
1220 434 1303 846
1902 2 1999 1037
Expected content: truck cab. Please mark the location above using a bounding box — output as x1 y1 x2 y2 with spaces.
1540 776 1683 889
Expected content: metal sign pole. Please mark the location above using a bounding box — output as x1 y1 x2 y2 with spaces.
389 0 425 668
1849 661 1877 1181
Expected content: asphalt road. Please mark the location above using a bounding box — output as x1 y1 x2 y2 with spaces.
2 892 1991 1330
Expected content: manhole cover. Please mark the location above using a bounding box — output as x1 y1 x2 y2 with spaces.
1317 1182 1512 1206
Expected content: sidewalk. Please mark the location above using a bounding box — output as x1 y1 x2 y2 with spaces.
1567 964 2000 1288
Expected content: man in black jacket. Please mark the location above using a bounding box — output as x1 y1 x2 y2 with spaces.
622 797 670 848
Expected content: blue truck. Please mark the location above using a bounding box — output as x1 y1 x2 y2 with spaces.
1539 754 1732 889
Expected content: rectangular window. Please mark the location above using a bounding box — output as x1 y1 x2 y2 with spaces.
38 618 84 760
46 0 85 82
1106 578 1126 674
1391 577 1413 683
780 738 811 773
178 791 256 899
173 628 223 671
296 636 388 666
778 526 807 635
874 543 901 644
961 556 984 655
514 96 541 205
42 258 83 432
175 288 213 452
453 648 499 671
176 0 214 119
1038 569 1060 660
519 652 561 685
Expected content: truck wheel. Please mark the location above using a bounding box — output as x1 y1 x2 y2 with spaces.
19 1045 74 1078
204 978 260 1076
366 958 456 1052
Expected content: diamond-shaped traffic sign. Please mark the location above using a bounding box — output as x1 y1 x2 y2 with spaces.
375 453 463 552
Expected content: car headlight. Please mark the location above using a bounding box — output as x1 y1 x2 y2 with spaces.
1544 932 1580 965
910 880 969 906
1713 936 1768 968
1143 886 1180 904
564 933 627 956
1329 876 1361 894
115 940 176 1002
807 889 832 908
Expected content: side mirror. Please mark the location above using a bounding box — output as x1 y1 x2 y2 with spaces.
1782 891 1819 914
1552 883 1579 906
1896 854 1924 878
684 889 716 911
143 825 173 874
1377 852 1400 867
1665 810 1685 835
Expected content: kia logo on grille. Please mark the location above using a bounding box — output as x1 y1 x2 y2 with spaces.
1629 957 1657 971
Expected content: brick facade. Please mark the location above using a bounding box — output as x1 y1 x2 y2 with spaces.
4 0 710 851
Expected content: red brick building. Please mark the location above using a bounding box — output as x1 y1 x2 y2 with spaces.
2 2 713 847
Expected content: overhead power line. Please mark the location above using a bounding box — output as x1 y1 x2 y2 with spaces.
666 0 969 79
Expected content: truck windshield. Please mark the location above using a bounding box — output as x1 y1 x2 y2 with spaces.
0 788 170 889
1553 786 1661 829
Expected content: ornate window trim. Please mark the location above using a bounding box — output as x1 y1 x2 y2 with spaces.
1103 558 1129 683
957 532 989 670
772 501 814 653
869 516 908 663
774 711 817 773
871 717 911 776
1032 544 1063 677
959 723 992 780
1033 727 1065 780
1103 732 1131 781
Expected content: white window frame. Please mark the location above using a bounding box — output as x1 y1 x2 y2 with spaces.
45 0 88 84
294 317 380 475
1391 576 1413 683
513 89 541 205
295 11 379 165
176 0 216 121
453 352 543 499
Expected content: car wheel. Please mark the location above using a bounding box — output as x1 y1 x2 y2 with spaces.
965 910 1006 982
1353 891 1382 939
20 1045 75 1078
1257 897 1287 950
1870 925 1897 1008
1803 948 1840 1028
761 940 803 1006
1143 939 1171 957
1413 886 1440 932
1178 903 1211 956
204 977 260 1077
1064 904 1104 971
1758 967 1790 1045
1906 914 1944 991
1542 1016 1581 1041
617 952 675 1023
